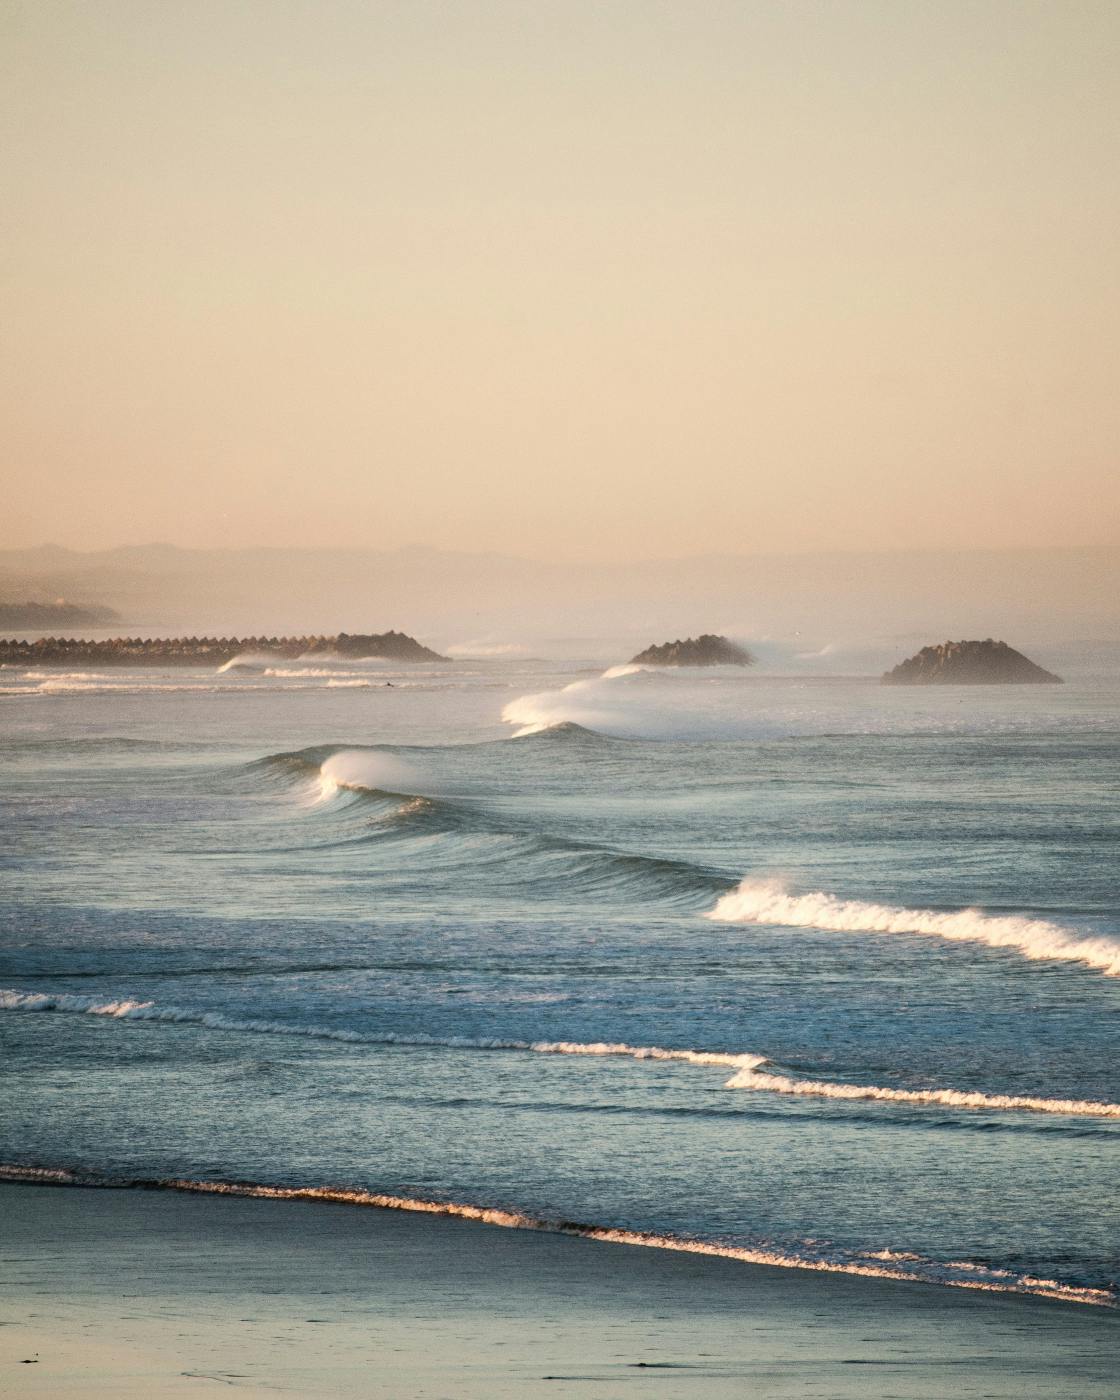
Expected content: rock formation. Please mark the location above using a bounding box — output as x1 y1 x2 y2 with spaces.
630 634 755 667
881 639 1062 685
0 630 447 667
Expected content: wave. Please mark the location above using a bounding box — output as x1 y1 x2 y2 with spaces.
0 1164 1110 1307
501 664 772 741
5 987 1118 1120
247 745 724 897
216 653 276 673
0 989 760 1069
21 670 110 680
264 667 356 678
707 879 1120 977
725 1064 1120 1118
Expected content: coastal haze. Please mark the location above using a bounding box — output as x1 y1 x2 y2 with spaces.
1 542 1118 673
4 2 1120 1397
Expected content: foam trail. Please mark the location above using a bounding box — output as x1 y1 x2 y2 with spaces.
0 990 759 1069
4 988 1118 1119
264 667 354 678
0 1165 1110 1307
723 1065 1120 1118
707 878 1120 977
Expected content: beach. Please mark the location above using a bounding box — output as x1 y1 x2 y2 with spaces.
3 1182 1118 1399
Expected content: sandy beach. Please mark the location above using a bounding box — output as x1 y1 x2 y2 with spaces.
2 1182 1117 1399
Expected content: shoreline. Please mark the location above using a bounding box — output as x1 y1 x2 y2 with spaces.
3 1182 1119 1399
1 1163 1113 1310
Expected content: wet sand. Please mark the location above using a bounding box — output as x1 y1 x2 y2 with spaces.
2 1183 1117 1399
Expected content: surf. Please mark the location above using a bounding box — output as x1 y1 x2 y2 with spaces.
5 988 1118 1120
0 1164 1111 1308
707 878 1120 977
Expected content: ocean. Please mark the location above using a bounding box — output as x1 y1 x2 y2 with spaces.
2 656 1118 1308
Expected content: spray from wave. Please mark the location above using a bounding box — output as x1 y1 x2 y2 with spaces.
501 664 768 741
5 988 1118 1119
0 1164 1110 1307
707 878 1120 978
315 750 425 803
446 640 528 658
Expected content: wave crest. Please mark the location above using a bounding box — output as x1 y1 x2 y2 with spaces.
707 879 1120 977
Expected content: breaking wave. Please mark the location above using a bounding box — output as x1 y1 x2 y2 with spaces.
5 988 1118 1119
0 1164 1110 1307
707 879 1120 977
725 1063 1120 1118
501 664 772 741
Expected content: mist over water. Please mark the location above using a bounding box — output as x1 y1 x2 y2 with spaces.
2 653 1118 1305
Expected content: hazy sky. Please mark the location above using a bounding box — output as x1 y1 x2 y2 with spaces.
3 0 1118 560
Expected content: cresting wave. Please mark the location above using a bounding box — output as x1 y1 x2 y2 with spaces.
5 988 1119 1120
0 1165 1111 1308
707 878 1120 977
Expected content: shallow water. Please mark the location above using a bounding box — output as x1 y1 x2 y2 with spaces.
2 657 1118 1305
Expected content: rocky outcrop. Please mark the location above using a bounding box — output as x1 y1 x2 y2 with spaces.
0 630 447 667
630 634 755 667
302 631 446 662
0 600 118 629
881 639 1062 685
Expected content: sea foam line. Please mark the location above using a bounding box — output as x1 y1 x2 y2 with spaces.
707 879 1120 977
4 987 1118 1119
0 989 759 1070
0 1164 1111 1308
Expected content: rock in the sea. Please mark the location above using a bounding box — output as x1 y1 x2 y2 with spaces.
881 639 1062 685
303 631 446 662
629 634 755 667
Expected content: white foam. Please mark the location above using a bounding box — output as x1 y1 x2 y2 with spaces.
446 640 528 658
263 667 354 678
0 1164 1110 1307
707 878 1120 977
216 653 276 673
0 990 758 1070
724 1064 1120 1117
22 671 110 681
4 988 1118 1119
316 750 423 802
502 663 765 740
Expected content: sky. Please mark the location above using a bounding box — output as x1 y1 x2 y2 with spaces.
3 0 1119 561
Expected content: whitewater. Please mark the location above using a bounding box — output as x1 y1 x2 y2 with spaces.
2 655 1118 1306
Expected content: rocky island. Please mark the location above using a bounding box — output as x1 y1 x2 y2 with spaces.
881 639 1062 685
0 630 447 668
630 634 755 667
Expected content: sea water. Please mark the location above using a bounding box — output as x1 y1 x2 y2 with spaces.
1 658 1118 1306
